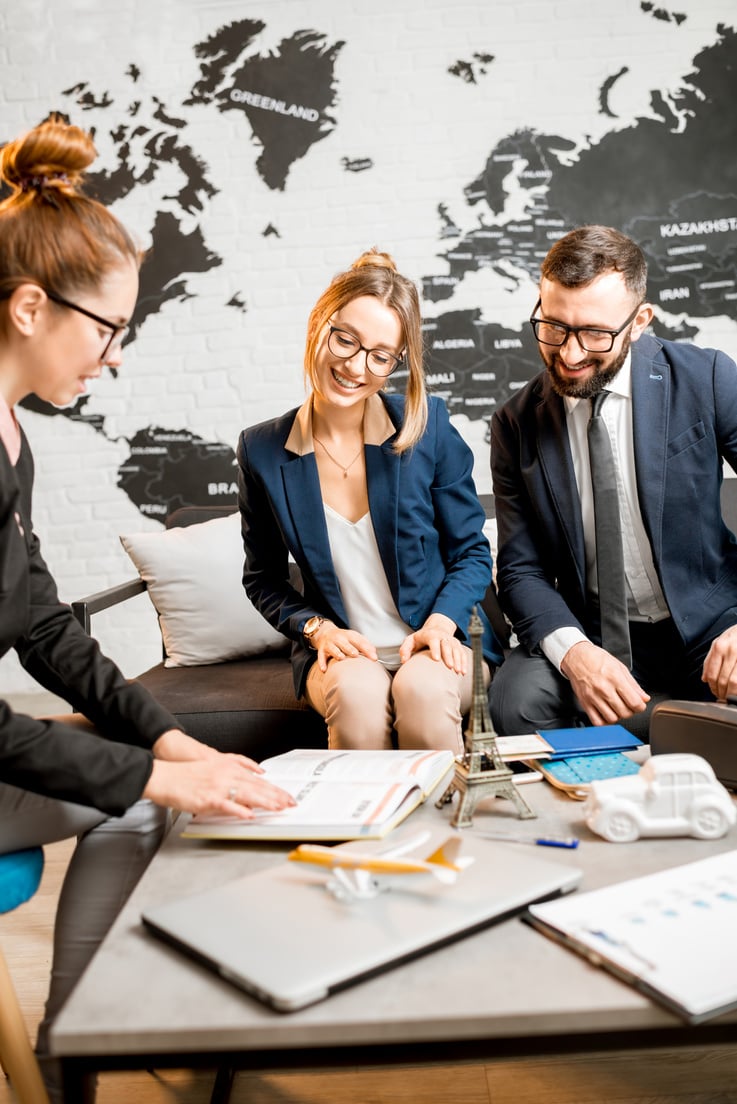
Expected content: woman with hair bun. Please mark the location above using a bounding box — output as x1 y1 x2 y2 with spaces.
238 250 501 752
0 116 293 1101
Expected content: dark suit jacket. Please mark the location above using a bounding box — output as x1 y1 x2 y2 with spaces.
0 431 178 816
237 393 500 697
491 333 737 657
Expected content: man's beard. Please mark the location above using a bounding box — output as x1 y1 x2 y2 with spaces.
543 333 631 399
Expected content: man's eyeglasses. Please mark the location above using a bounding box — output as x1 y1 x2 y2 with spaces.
327 325 403 378
45 290 130 361
528 298 642 353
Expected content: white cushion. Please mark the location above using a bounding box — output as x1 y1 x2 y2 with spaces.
120 513 288 668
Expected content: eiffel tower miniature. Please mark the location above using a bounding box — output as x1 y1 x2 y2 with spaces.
437 606 537 828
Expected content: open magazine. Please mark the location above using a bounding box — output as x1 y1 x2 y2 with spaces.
181 747 455 841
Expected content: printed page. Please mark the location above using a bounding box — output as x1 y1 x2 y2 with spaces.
528 849 737 1020
259 747 454 795
182 777 422 840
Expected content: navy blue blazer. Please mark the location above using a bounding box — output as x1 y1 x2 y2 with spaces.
491 332 737 657
237 393 500 697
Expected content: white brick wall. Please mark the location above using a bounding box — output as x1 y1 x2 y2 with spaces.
2 0 736 694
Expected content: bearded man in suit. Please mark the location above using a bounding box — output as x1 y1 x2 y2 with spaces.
489 224 737 734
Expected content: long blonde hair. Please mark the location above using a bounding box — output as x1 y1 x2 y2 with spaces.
304 249 427 452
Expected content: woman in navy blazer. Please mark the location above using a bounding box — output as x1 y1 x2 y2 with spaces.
238 250 500 752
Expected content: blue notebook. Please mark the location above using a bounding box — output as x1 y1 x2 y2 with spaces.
543 724 642 760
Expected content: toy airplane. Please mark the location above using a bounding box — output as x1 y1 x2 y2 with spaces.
287 831 474 901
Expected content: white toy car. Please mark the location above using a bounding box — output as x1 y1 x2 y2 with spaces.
584 753 737 843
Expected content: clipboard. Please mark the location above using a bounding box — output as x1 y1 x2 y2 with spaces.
526 848 737 1023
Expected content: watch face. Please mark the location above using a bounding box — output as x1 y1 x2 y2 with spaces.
304 616 321 638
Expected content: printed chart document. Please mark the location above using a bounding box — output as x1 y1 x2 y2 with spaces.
181 748 455 842
526 848 737 1023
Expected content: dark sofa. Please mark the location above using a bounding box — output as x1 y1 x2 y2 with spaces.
73 502 508 760
72 506 327 759
73 484 737 757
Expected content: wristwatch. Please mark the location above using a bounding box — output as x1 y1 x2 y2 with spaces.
302 615 326 647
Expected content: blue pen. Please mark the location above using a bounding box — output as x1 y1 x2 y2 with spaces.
475 831 579 849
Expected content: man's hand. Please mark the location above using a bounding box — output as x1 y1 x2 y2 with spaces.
560 640 650 725
701 624 737 700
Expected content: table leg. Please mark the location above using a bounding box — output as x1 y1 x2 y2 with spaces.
61 1058 95 1104
211 1062 236 1104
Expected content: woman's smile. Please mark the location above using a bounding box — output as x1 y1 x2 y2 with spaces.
330 365 363 390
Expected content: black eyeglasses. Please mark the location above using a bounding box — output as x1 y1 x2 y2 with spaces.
529 298 642 353
327 325 403 378
45 290 130 360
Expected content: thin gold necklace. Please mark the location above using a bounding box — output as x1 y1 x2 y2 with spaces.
313 434 363 478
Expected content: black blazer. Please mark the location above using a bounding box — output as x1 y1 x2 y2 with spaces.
0 431 178 816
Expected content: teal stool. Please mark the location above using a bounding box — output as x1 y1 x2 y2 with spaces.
0 848 50 1103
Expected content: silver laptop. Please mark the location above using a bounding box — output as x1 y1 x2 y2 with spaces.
142 831 581 1013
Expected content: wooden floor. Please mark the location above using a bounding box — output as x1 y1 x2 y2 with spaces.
2 840 737 1103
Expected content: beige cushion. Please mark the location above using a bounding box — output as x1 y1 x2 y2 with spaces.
120 513 288 667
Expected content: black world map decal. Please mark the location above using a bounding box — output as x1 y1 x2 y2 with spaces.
16 19 737 523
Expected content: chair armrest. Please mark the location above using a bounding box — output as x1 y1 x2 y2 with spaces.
72 578 147 634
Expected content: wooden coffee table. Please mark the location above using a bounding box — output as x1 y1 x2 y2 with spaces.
50 768 737 1104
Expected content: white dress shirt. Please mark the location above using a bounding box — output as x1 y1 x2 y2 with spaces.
542 352 670 671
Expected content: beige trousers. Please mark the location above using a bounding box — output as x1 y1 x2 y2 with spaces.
305 646 489 754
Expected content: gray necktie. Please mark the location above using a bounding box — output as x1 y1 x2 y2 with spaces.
588 391 632 667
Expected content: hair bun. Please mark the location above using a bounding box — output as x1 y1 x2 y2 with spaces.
1 114 96 199
351 247 397 274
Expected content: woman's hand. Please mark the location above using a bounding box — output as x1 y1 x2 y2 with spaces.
142 754 296 820
399 613 466 674
152 728 263 774
311 620 378 672
146 729 291 818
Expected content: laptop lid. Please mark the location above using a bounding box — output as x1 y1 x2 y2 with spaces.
142 831 581 1013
